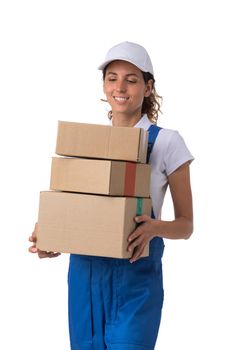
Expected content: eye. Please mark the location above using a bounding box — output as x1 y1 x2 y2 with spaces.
108 78 116 82
127 79 137 84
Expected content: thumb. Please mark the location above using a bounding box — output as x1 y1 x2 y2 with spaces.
31 222 38 241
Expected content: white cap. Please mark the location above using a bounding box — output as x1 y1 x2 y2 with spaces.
98 41 154 76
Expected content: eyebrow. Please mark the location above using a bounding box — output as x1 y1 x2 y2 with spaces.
106 72 139 77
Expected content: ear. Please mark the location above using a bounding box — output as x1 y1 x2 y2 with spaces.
144 79 153 97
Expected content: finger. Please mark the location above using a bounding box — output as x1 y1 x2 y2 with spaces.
31 223 38 239
129 244 145 263
38 250 61 259
44 252 61 258
28 245 38 253
31 232 37 240
128 228 141 243
38 250 48 258
134 215 150 224
49 252 61 258
128 236 143 252
29 235 36 243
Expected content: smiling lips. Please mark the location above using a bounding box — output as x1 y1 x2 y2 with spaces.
114 96 129 103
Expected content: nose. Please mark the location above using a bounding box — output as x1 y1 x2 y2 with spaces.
115 79 126 93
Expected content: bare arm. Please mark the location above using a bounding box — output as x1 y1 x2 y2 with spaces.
127 162 193 262
155 161 193 239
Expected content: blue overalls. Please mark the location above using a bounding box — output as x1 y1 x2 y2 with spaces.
68 125 165 350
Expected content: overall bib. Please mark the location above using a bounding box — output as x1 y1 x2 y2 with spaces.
68 125 165 350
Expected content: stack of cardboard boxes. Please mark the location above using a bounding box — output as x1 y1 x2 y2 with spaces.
36 121 152 259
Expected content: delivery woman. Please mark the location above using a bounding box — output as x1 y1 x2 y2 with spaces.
29 41 194 350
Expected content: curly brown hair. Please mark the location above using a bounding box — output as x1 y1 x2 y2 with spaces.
141 72 163 124
102 67 162 124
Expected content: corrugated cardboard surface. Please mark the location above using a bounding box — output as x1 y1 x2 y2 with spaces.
50 157 151 197
37 191 152 258
56 121 148 163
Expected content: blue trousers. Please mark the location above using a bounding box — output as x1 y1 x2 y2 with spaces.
68 237 164 350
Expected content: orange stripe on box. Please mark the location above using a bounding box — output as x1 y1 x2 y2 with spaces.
124 162 137 196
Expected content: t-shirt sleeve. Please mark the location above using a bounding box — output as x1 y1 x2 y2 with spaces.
164 131 194 176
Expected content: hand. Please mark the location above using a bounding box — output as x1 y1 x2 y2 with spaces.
28 223 61 259
127 215 156 263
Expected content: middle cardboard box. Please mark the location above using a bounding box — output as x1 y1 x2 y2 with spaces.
50 157 151 197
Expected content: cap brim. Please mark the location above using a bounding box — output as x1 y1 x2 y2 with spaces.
98 58 151 74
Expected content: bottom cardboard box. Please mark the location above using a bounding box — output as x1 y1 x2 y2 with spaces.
37 191 152 258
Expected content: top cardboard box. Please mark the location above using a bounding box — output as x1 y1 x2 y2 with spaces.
56 121 148 163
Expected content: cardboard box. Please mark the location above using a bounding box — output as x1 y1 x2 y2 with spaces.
50 157 151 197
37 191 152 258
56 121 148 163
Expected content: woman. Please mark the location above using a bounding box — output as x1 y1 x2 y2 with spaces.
29 41 194 350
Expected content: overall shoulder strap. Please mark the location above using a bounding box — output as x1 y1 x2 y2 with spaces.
146 124 162 163
147 124 162 219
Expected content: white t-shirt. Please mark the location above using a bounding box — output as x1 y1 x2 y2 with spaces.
134 115 194 219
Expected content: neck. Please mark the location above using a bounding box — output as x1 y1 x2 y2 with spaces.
112 112 142 127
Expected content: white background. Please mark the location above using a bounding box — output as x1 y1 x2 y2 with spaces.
0 0 232 349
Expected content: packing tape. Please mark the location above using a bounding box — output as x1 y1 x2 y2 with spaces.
136 197 143 216
124 162 136 196
135 198 143 228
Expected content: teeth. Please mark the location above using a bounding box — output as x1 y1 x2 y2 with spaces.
114 97 128 101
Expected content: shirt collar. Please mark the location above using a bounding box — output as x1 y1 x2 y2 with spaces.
134 114 153 130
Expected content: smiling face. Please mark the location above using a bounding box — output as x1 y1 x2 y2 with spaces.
103 60 152 125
